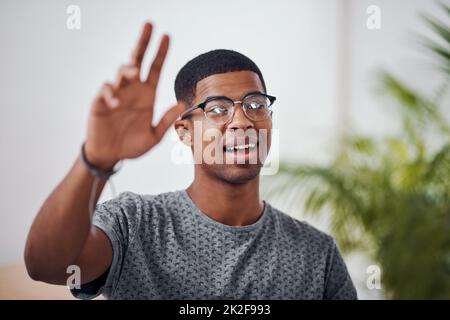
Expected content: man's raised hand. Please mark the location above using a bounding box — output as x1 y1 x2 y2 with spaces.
85 22 185 170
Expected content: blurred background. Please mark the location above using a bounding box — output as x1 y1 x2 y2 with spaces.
0 0 448 299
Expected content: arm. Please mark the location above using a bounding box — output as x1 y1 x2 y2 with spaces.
25 158 111 285
24 22 184 285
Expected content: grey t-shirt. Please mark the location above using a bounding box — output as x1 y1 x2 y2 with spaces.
71 190 357 300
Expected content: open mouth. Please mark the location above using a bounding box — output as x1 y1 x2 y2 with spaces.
222 138 259 164
224 143 257 153
223 135 259 153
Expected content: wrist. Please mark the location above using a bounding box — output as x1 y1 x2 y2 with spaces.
84 142 118 171
80 142 121 179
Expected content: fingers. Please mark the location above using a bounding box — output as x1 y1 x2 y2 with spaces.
152 102 186 142
115 65 140 89
100 83 119 109
130 22 153 69
145 34 170 89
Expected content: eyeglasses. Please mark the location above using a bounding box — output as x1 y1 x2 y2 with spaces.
179 91 276 125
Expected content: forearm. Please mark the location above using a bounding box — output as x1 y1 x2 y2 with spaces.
24 157 107 281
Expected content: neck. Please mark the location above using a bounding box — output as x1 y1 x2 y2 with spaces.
186 169 264 227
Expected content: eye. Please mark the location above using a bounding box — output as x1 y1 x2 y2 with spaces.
247 101 263 110
244 95 270 111
208 106 229 114
205 100 232 115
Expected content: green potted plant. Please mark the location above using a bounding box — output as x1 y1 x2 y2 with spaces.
264 3 450 299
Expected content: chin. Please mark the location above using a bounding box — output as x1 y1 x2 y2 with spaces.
214 164 262 185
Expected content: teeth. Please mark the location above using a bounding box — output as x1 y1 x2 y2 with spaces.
225 143 256 152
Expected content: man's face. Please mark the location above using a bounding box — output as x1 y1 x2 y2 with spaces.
180 70 272 185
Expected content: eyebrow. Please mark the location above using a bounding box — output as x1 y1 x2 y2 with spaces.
200 91 265 103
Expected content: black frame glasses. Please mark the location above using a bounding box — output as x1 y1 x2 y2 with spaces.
179 91 276 125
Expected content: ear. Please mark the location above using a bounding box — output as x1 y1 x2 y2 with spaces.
174 119 192 146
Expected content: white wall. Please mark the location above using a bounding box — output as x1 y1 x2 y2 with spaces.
0 0 447 299
347 0 449 138
0 0 341 264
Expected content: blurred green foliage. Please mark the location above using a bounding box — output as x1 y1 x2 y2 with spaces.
265 3 450 299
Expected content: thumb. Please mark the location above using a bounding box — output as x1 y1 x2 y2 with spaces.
153 102 186 142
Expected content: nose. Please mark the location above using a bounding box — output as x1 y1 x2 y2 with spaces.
227 103 254 131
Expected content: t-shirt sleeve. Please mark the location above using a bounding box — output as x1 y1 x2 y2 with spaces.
323 241 358 300
70 191 141 300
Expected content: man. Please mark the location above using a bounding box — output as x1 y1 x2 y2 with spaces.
24 22 357 300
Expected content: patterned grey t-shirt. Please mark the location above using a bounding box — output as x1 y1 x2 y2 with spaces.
71 190 357 300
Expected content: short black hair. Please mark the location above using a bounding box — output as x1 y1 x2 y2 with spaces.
174 49 266 105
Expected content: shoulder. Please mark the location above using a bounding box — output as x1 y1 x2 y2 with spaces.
114 189 186 225
140 189 184 207
98 191 143 211
266 203 335 252
98 190 182 213
93 190 183 241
